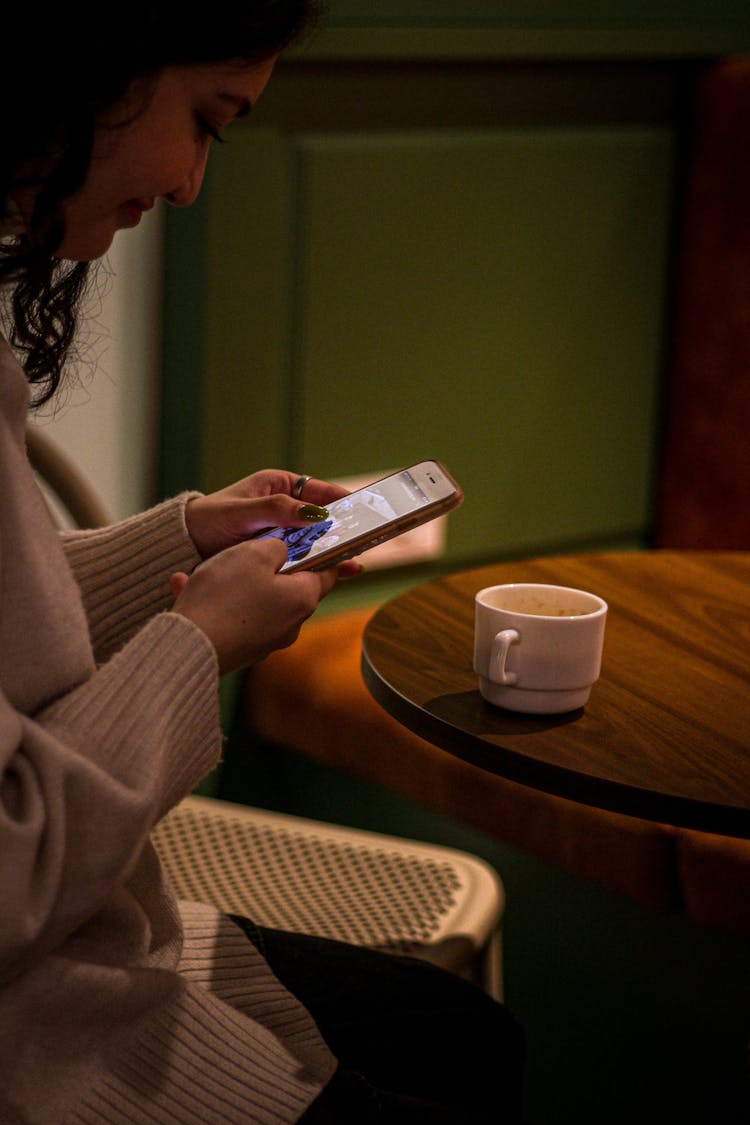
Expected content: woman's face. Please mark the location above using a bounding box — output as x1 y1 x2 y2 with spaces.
54 58 276 261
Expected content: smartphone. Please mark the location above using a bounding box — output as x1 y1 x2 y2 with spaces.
261 460 463 573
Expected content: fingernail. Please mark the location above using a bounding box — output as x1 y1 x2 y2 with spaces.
299 504 329 521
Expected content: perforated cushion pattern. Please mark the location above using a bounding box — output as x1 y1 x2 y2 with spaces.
153 797 502 957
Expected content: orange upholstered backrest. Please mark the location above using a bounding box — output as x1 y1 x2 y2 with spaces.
655 56 750 549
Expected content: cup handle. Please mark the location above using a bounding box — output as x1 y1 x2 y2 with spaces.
489 629 520 685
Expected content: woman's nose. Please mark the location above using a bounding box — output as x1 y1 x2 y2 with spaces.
164 149 210 208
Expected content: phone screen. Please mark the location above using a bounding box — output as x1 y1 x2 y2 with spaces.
262 466 452 572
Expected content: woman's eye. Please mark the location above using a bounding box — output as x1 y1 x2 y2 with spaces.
195 114 226 144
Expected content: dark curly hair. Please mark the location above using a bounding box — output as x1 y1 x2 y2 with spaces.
0 2 320 406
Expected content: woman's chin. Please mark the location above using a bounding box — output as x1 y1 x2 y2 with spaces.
54 224 119 263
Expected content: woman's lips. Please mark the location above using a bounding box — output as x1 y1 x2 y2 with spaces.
119 198 155 228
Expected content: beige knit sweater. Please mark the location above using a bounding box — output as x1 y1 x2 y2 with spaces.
0 340 335 1124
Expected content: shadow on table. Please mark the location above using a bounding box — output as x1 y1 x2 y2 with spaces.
427 690 583 736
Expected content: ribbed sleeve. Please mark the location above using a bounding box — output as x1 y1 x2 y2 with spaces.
41 612 220 820
70 978 334 1125
178 903 334 1071
60 494 203 663
57 903 335 1125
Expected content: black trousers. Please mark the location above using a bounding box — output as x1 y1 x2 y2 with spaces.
230 916 525 1124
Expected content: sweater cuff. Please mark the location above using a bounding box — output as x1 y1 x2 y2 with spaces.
42 612 221 816
62 493 205 662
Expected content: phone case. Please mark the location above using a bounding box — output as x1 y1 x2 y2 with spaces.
282 462 463 573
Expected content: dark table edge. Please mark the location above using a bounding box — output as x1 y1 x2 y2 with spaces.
361 646 750 840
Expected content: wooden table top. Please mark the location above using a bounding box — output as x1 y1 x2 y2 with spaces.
361 550 750 837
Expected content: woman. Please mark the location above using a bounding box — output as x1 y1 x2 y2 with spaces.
0 4 524 1122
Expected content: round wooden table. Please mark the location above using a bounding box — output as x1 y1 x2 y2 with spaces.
361 550 750 837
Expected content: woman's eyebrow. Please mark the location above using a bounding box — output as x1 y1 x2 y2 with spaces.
218 92 253 119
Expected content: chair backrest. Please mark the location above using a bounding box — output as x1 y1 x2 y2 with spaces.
26 424 111 530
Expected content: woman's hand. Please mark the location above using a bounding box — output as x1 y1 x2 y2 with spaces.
184 469 351 559
169 536 341 675
174 469 361 673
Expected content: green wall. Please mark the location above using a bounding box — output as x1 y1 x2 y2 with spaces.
328 1 748 30
158 9 750 591
160 21 718 582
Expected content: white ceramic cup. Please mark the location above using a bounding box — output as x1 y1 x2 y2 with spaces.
473 583 607 714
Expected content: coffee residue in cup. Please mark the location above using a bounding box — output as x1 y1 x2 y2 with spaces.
514 601 589 617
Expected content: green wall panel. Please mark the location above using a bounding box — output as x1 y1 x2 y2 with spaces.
326 1 749 31
201 132 298 482
159 191 210 497
293 128 673 562
196 121 673 565
161 42 699 571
